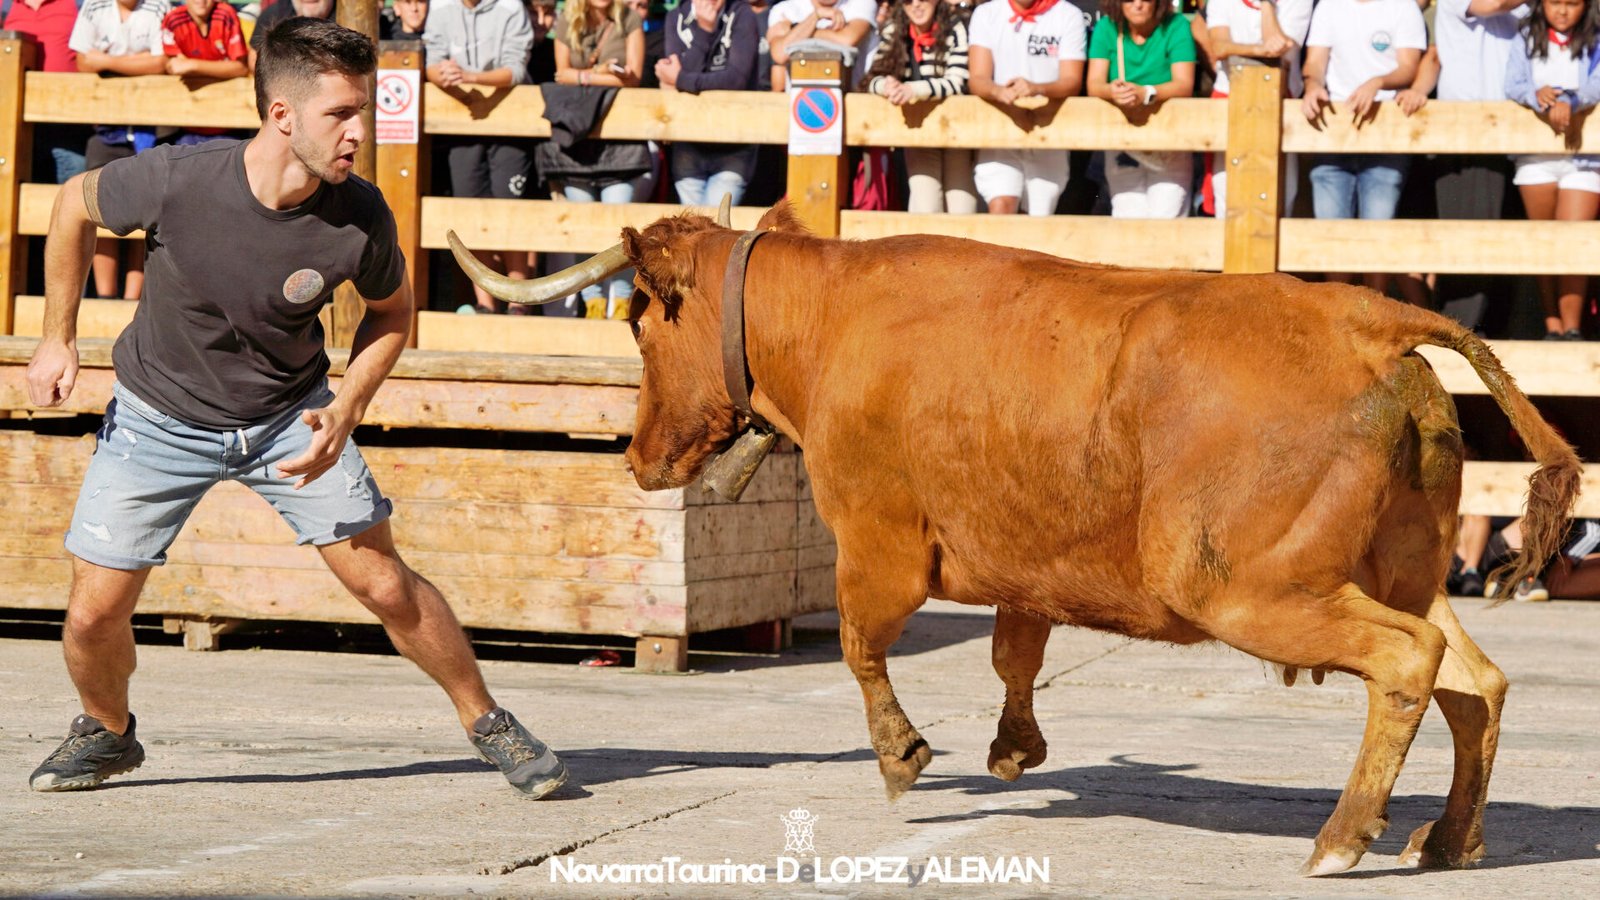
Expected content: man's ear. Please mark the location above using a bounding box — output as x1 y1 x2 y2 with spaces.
267 97 293 137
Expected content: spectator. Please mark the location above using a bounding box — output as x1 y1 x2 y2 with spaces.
1546 518 1600 599
550 0 651 317
1088 0 1197 219
527 0 558 84
425 0 535 315
71 0 170 301
1506 0 1600 340
1301 0 1426 292
250 0 335 69
381 0 429 39
162 1 249 101
659 0 762 207
767 0 877 91
6 0 93 183
1205 0 1311 218
862 0 975 214
968 0 1087 216
749 0 776 90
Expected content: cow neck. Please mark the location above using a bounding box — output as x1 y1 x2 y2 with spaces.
725 229 820 443
721 230 770 431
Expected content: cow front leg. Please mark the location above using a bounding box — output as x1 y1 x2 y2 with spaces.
837 552 930 801
988 607 1051 781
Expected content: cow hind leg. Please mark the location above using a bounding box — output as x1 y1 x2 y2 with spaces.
1399 593 1507 869
1199 583 1445 876
836 550 932 801
988 607 1051 781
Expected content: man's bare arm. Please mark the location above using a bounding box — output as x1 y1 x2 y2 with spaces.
26 171 101 406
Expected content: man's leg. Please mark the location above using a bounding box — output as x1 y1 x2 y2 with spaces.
317 520 493 733
63 559 152 737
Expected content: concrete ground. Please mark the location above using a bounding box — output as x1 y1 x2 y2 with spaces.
2 597 1597 898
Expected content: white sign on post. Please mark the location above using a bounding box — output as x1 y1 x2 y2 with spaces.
788 86 843 156
375 69 421 145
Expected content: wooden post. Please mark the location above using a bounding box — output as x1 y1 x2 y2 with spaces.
635 635 689 673
377 40 427 344
785 52 847 238
1221 58 1282 274
0 33 36 335
330 0 382 347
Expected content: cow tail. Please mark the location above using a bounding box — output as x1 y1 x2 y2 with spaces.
1421 321 1583 599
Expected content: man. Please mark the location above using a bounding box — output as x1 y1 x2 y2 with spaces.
248 0 335 68
25 16 567 800
3 0 92 184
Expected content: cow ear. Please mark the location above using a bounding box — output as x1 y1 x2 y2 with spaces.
625 225 697 308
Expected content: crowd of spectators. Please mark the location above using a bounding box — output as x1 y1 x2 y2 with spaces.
4 0 1600 333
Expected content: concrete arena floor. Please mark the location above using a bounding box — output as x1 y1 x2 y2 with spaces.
1 598 1597 898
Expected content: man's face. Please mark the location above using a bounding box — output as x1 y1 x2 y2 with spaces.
184 0 217 21
286 72 368 185
394 0 428 32
295 0 337 19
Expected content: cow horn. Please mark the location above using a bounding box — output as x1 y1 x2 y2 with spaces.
447 230 630 306
715 194 732 228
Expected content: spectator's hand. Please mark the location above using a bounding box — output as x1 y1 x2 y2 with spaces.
1261 34 1296 58
1549 100 1572 134
1348 77 1383 127
78 50 110 73
887 80 916 105
816 7 843 28
1395 88 1428 117
1110 79 1141 109
166 56 197 76
993 83 1020 105
26 339 78 408
656 54 683 88
692 0 722 30
1536 85 1562 111
277 403 360 490
436 60 466 88
1302 83 1331 126
1008 77 1039 100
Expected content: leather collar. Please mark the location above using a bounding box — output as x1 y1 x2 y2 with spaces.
720 229 770 431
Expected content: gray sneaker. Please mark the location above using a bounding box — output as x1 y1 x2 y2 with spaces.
30 713 145 792
470 707 567 799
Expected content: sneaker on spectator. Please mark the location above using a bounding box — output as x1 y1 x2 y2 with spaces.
1562 329 1584 341
470 707 567 799
1458 568 1486 598
29 713 145 792
455 303 479 315
1512 576 1550 602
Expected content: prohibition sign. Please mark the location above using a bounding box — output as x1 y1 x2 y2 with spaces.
376 73 413 117
792 88 840 134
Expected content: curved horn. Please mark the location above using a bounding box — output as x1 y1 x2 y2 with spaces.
447 230 630 306
715 194 732 228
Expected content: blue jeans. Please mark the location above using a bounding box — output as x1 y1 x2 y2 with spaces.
66 382 392 569
1309 154 1410 219
671 143 756 208
563 178 647 305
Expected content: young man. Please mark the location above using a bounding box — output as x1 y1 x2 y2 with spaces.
162 0 250 145
25 17 567 800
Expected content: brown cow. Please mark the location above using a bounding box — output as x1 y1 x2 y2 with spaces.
451 205 1581 876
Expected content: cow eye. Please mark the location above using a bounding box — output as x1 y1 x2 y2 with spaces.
629 320 642 339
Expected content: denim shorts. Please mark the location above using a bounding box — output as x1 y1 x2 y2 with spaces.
65 381 393 570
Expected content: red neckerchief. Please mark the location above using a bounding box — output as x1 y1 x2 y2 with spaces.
1550 28 1572 48
1241 0 1260 9
1008 0 1061 28
910 22 939 63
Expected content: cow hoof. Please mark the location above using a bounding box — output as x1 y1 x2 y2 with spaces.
879 739 932 802
986 739 1046 782
1399 820 1484 869
1299 847 1360 877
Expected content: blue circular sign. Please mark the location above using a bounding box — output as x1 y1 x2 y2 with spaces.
793 89 840 134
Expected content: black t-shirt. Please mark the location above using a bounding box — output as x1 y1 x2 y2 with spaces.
89 139 405 429
251 1 338 50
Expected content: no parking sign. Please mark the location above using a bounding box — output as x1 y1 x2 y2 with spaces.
788 87 842 156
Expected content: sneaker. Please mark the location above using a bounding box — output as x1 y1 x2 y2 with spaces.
470 707 567 799
1562 329 1584 341
1513 576 1551 602
1458 568 1486 599
29 713 145 792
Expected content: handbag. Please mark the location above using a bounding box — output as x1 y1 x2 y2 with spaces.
850 147 899 211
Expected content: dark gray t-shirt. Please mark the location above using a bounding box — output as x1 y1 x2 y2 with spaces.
91 139 404 429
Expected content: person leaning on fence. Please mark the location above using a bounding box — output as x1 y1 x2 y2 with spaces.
658 0 762 207
23 16 569 800
1301 0 1426 293
380 0 429 39
248 0 335 70
70 0 171 303
424 0 536 315
1506 0 1600 341
967 0 1087 216
162 0 251 139
1204 0 1310 218
862 0 977 214
766 0 878 92
4 0 93 185
1087 0 1197 219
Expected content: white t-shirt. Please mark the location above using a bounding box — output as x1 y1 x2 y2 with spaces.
68 0 169 57
1435 0 1528 100
769 0 878 27
1306 0 1428 101
1532 39 1584 91
968 0 1088 85
1206 0 1312 95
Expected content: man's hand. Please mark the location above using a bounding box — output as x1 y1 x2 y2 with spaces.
1302 83 1332 125
1536 85 1562 111
435 59 466 88
1348 76 1383 125
1261 33 1296 58
26 340 78 408
167 55 197 76
1008 77 1040 100
1395 87 1428 116
656 54 683 88
277 403 360 489
1110 79 1141 108
1549 99 1573 133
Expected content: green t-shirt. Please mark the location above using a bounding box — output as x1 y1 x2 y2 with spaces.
1087 14 1197 85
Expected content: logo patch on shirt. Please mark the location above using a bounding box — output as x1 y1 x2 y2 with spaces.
282 269 326 304
1370 31 1393 53
1028 35 1060 58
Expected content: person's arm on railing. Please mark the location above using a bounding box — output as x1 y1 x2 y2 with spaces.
76 51 169 77
967 44 1018 105
1014 57 1085 102
916 20 970 100
167 56 248 79
469 5 535 88
1396 45 1438 115
26 173 98 407
1345 47 1421 123
1503 42 1542 110
1301 45 1331 123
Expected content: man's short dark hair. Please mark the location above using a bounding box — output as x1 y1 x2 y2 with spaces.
254 17 378 120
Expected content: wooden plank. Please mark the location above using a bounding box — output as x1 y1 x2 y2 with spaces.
1222 61 1281 274
423 84 788 143
847 95 1227 151
11 296 136 338
685 571 798 633
1416 342 1600 397
634 635 689 673
1280 219 1600 275
421 197 767 253
841 211 1225 270
20 182 145 239
1283 100 1600 155
23 71 260 129
416 311 640 358
1 36 34 333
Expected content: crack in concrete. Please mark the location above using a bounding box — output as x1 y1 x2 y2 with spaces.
907 640 1138 735
479 790 739 877
1035 639 1135 692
